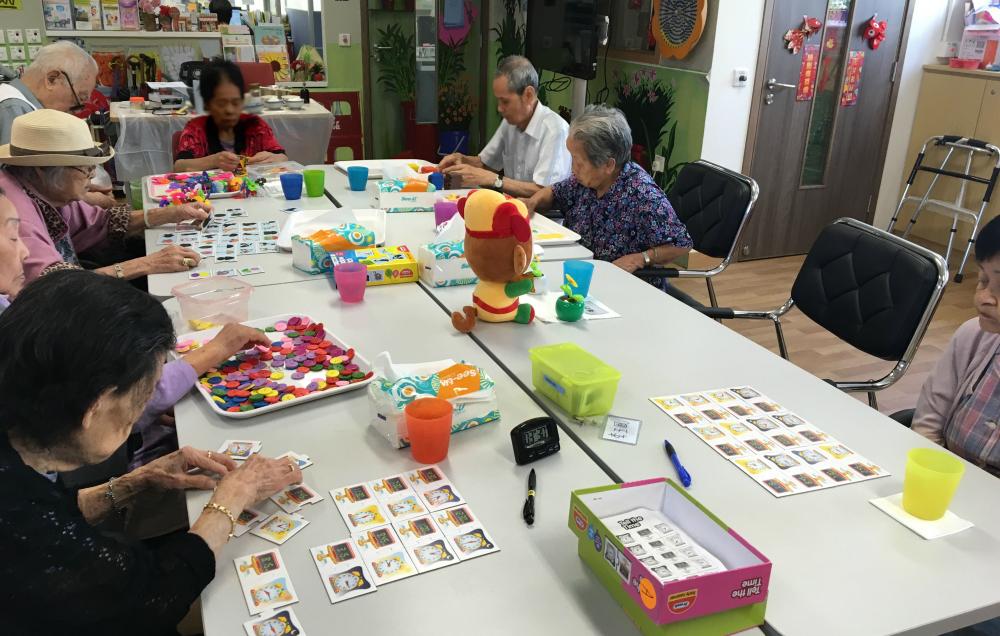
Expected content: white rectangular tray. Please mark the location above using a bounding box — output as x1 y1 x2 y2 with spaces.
276 208 387 251
532 213 582 246
333 159 435 180
174 313 373 419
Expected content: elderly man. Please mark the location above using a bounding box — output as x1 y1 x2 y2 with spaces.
0 42 112 209
439 55 570 197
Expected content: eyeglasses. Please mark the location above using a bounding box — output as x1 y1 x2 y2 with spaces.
59 70 86 114
70 166 97 178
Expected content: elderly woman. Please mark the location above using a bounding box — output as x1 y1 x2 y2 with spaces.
0 109 209 282
174 60 287 172
0 186 28 313
0 270 303 634
526 105 692 289
914 215 1000 478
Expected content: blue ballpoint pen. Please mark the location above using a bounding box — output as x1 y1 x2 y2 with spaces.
663 439 692 488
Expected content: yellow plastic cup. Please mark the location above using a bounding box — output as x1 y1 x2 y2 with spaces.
901 448 965 520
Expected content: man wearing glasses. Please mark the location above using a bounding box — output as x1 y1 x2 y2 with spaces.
0 41 107 207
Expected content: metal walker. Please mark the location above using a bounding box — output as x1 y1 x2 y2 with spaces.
886 135 1000 282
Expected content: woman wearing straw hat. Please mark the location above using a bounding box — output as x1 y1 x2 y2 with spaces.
0 109 211 284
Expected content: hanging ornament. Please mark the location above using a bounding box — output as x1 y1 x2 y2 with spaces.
863 14 888 50
783 16 823 55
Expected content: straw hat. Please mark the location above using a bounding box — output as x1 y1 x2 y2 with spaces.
0 109 113 167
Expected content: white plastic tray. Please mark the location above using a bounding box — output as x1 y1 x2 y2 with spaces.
333 159 435 180
532 213 582 246
276 209 387 251
174 313 373 419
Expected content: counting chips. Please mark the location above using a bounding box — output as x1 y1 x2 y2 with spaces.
183 315 374 416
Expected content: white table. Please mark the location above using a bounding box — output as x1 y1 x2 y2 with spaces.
307 165 596 263
113 101 334 184
143 184 335 297
164 279 645 636
425 260 1000 636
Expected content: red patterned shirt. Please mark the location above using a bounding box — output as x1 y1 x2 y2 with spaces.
175 113 285 160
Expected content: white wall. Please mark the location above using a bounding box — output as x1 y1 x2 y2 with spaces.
700 0 765 172
871 0 963 228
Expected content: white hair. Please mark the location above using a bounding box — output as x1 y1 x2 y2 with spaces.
496 55 538 95
25 41 97 83
569 105 633 169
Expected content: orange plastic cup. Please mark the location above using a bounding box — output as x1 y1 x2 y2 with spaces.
405 397 453 464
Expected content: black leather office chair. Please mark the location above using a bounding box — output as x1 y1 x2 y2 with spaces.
635 160 758 307
695 218 948 410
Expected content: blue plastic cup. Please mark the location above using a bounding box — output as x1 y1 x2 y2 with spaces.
563 260 595 298
280 173 303 200
347 166 369 191
428 172 444 190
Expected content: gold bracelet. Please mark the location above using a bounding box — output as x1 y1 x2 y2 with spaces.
113 263 124 279
203 502 236 538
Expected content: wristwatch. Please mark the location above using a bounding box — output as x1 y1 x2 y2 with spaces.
493 175 503 191
642 250 652 266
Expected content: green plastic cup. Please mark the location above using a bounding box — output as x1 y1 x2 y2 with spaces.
303 169 325 198
901 448 965 520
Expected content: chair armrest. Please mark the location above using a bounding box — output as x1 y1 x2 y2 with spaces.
889 409 915 428
635 266 679 278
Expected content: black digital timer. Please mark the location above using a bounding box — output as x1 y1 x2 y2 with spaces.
510 417 561 465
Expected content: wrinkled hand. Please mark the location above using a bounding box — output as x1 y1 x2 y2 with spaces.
442 163 496 188
248 151 280 164
520 196 537 217
83 190 117 209
165 202 212 225
218 454 304 506
612 253 646 274
437 153 463 170
142 245 201 274
213 151 241 172
206 323 271 361
139 445 238 491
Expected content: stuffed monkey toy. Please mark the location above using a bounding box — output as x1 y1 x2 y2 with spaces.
451 189 536 333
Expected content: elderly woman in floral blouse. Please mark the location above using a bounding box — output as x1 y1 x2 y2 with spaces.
525 104 692 289
0 109 209 283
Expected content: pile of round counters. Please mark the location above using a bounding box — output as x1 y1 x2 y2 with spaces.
192 316 373 413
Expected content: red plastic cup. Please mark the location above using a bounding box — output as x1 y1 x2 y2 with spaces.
405 397 453 464
333 262 368 303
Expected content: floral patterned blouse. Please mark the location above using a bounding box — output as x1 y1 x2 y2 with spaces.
551 162 692 290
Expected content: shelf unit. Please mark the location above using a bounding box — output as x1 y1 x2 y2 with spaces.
44 30 222 39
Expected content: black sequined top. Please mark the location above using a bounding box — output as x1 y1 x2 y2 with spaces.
0 435 215 635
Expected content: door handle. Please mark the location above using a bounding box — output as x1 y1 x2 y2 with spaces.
767 78 796 90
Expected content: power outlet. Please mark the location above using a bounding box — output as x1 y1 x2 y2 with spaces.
338 33 351 47
732 68 749 88
652 155 665 172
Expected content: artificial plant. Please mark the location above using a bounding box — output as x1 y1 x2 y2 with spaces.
375 23 416 101
491 0 525 66
612 67 682 191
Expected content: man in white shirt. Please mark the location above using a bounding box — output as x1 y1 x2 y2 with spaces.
439 55 570 198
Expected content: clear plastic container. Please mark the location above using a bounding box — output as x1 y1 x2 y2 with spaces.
529 343 621 417
171 276 252 331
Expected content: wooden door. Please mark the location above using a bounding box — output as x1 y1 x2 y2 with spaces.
740 0 911 260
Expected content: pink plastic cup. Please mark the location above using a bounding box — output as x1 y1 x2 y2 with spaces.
333 262 368 303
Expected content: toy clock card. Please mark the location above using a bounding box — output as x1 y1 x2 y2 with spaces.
310 540 378 604
650 386 889 497
233 549 300 616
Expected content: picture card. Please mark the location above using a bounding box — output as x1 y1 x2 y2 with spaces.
218 440 262 461
367 474 426 522
251 512 309 545
351 525 418 585
310 540 378 604
276 451 313 469
331 483 387 530
243 608 306 636
234 507 267 538
432 505 500 561
602 415 641 445
270 483 324 514
234 549 299 616
406 465 465 512
393 515 458 573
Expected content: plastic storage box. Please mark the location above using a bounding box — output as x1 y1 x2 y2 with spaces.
171 276 252 330
529 343 621 417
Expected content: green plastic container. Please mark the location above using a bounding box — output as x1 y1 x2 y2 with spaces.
529 343 621 417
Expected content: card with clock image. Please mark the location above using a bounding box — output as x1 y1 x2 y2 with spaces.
250 512 309 545
275 451 313 469
667 410 704 427
234 507 267 538
405 466 465 511
243 608 306 636
310 540 378 604
234 549 299 615
331 483 389 530
270 483 324 514
393 515 458 573
218 439 262 460
351 525 418 585
432 505 500 561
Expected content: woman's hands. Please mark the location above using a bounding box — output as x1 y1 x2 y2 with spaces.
137 445 239 492
150 202 212 227
248 151 284 165
138 245 202 274
612 252 646 274
212 151 242 172
182 324 271 376
213 454 304 511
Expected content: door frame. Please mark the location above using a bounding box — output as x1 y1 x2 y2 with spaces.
360 4 374 159
741 0 917 226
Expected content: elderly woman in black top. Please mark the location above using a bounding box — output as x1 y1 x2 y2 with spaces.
0 270 302 634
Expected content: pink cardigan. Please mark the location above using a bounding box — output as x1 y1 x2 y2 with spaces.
913 317 1000 444
0 169 114 283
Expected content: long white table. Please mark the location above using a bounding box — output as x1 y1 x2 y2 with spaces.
165 279 643 636
307 164 596 263
423 260 1000 636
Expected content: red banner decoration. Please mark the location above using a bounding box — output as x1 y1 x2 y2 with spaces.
783 15 823 54
796 44 820 101
840 50 865 107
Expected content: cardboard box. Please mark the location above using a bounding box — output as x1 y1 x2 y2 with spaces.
373 180 438 213
959 24 1000 68
418 240 477 288
570 479 770 635
368 359 499 448
43 0 74 30
329 246 418 286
